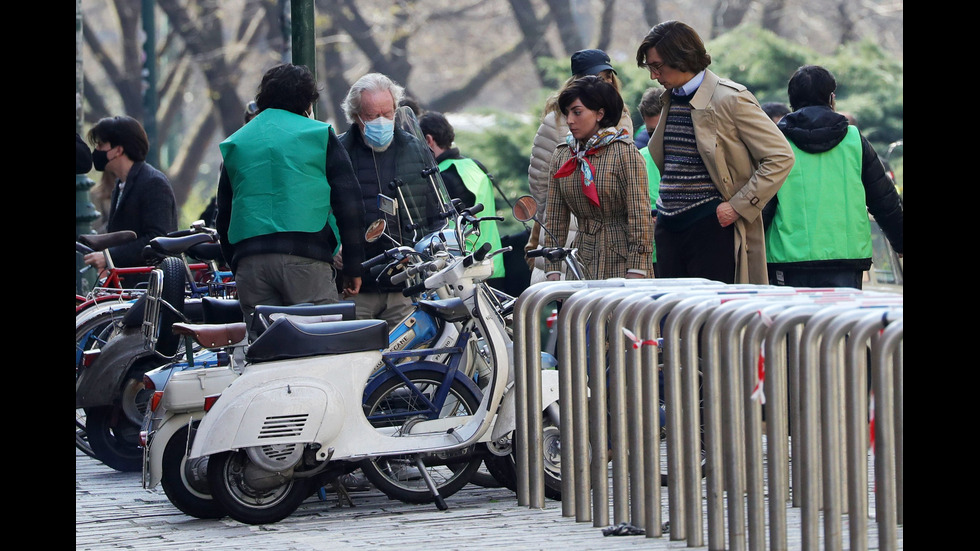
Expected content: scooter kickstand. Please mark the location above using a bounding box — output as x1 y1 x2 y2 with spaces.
413 454 448 511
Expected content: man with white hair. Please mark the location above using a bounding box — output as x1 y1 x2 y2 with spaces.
338 73 432 329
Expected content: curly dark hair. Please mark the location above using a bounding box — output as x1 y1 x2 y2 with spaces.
557 75 624 129
254 63 320 115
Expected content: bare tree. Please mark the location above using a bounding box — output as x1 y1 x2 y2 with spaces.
595 0 616 52
710 0 753 37
641 0 660 28
761 0 787 34
836 0 859 45
544 0 585 53
507 0 558 88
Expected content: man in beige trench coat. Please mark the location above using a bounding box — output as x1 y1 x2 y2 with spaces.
636 20 794 284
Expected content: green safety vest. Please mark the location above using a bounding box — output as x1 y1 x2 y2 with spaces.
640 145 660 263
765 125 870 264
219 108 336 246
439 157 505 277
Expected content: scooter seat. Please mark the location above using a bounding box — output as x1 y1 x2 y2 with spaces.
246 317 389 363
252 302 356 336
417 297 469 323
172 322 248 348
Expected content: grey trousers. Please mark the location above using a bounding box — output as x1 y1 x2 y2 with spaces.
352 291 414 332
234 253 339 320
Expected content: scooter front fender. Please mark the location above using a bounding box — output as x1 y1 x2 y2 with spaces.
491 368 560 442
143 411 201 489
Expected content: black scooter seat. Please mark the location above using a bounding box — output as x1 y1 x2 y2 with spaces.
417 297 469 323
246 317 389 363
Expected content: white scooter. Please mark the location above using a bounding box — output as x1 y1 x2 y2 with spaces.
184 218 559 524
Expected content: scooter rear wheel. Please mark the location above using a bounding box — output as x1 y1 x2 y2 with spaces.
86 402 145 472
483 412 563 501
207 449 312 525
161 424 225 519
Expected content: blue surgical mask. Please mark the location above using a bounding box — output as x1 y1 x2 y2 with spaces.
361 115 395 149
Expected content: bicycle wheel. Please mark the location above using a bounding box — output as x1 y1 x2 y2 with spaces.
75 303 131 458
360 369 483 504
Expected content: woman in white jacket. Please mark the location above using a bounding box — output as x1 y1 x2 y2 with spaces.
526 49 633 282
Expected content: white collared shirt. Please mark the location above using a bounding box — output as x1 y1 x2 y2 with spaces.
672 70 706 96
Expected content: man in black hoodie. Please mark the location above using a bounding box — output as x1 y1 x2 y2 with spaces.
765 65 903 289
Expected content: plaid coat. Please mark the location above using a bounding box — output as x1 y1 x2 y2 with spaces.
543 139 653 278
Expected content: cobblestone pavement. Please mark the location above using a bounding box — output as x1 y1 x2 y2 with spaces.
76 447 900 550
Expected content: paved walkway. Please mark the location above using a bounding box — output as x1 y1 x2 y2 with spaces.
76 447 900 550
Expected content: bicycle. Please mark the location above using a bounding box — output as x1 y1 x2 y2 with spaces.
76 223 235 459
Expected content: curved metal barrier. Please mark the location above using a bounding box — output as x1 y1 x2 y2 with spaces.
513 279 903 551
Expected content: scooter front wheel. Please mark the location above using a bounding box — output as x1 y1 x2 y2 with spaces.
161 424 225 519
207 449 311 525
483 412 563 501
360 369 483 504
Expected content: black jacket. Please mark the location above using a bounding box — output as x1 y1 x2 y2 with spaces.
774 106 903 255
339 124 444 292
106 161 178 267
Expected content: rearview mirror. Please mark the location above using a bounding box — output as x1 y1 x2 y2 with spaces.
513 195 538 222
365 219 386 243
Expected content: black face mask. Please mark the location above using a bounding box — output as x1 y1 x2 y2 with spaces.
92 149 109 172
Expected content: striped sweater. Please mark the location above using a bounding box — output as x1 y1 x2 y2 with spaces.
655 92 722 230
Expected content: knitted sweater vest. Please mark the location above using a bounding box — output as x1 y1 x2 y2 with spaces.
656 93 722 230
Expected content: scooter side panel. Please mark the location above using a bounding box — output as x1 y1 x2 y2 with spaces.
189 352 381 458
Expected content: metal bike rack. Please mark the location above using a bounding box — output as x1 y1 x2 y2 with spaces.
512 280 903 551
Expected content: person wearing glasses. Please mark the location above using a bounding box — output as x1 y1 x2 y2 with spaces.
635 21 794 284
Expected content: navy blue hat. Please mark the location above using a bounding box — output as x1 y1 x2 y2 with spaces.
570 49 615 76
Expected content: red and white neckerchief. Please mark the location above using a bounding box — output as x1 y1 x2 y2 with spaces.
553 127 629 207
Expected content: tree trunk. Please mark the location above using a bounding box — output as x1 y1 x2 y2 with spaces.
836 0 858 45
710 0 753 37
544 0 584 54
641 0 659 29
507 0 557 89
166 109 220 209
761 0 786 35
595 0 616 52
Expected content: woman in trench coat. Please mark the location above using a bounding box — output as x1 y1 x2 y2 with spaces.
544 76 653 280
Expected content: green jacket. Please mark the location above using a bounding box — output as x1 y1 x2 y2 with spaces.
219 108 334 244
640 145 660 263
439 157 505 277
765 126 870 264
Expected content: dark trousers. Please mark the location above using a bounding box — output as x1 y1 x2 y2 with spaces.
655 214 736 284
768 266 863 290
